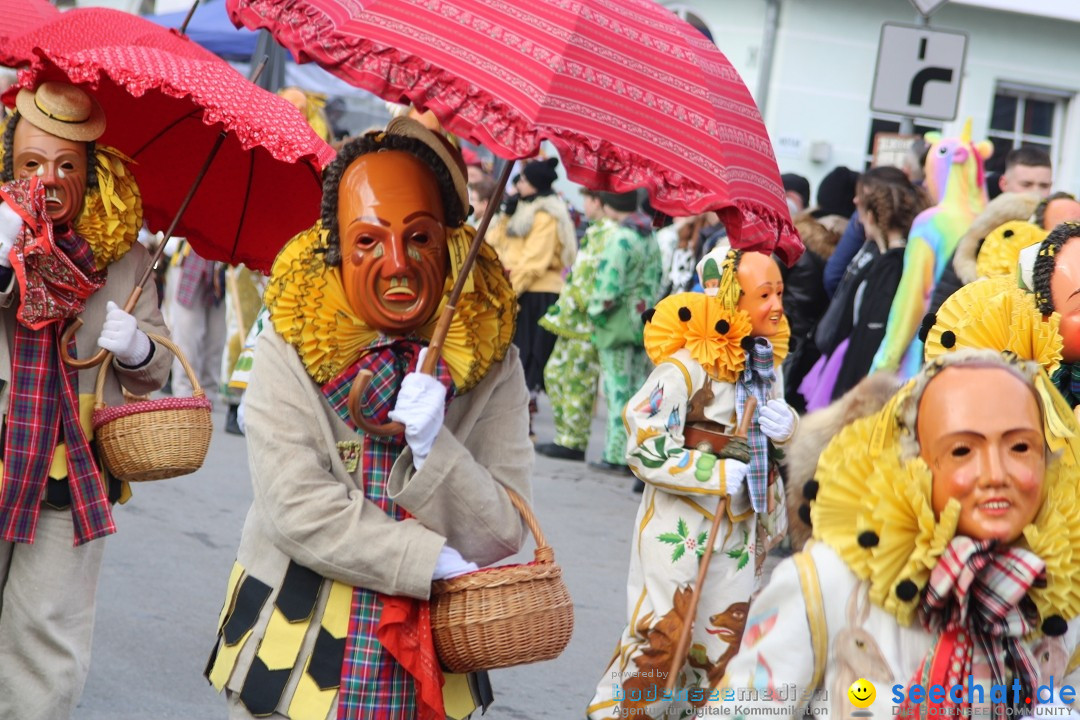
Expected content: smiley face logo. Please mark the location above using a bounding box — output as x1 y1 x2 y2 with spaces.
848 678 876 708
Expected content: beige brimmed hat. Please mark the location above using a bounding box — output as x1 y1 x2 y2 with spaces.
383 115 469 220
15 82 105 143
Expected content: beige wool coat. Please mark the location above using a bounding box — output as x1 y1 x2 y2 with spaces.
208 329 535 717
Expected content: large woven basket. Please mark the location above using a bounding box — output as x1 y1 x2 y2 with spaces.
91 333 213 482
430 487 574 673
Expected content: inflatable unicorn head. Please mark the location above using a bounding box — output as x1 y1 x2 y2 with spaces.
922 119 993 212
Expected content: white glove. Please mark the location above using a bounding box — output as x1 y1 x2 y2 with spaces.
432 545 478 580
0 202 23 269
97 301 152 366
386 348 446 470
758 399 796 442
723 458 750 497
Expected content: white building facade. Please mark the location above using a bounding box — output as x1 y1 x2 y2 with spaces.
665 0 1080 197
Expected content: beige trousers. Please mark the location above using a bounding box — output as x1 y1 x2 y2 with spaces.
0 507 106 720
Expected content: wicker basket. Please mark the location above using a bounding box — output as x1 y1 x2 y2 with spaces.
430 487 574 673
91 333 213 482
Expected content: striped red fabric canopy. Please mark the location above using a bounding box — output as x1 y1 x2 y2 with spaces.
227 0 803 264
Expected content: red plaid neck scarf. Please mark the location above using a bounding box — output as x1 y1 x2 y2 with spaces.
0 179 111 546
899 536 1044 720
320 340 454 720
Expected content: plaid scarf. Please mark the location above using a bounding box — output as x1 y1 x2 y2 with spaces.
900 537 1044 720
320 340 454 720
0 179 110 546
1051 362 1080 410
735 337 775 513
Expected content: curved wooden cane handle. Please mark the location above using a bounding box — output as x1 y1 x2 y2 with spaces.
346 369 406 436
60 287 144 370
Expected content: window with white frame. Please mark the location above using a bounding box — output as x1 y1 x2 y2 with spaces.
986 83 1070 175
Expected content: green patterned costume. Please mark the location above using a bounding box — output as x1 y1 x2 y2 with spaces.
587 217 664 465
539 220 610 450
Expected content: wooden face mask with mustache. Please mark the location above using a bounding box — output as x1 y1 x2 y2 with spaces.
337 151 449 335
13 119 89 228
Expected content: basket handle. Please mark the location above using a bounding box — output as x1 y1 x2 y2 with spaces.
501 485 555 564
94 333 204 411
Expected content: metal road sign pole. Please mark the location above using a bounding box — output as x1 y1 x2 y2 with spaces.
898 12 931 134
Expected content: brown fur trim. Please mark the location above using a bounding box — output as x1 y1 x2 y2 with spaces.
782 373 900 552
793 212 842 260
953 192 1041 285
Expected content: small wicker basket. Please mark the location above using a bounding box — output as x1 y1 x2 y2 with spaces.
430 487 574 673
91 333 213 482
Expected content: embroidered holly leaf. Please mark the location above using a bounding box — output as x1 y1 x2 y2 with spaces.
725 547 743 560
676 517 688 538
671 544 686 562
695 531 709 558
734 549 750 571
658 532 684 545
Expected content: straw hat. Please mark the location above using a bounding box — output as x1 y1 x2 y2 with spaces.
384 115 469 221
15 82 105 143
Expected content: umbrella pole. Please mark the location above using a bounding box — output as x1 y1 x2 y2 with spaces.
60 129 229 369
645 396 757 718
347 159 515 433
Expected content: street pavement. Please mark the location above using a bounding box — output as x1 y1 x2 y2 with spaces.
73 393 642 719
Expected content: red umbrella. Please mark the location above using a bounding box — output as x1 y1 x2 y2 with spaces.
226 0 801 264
0 0 59 57
5 7 336 274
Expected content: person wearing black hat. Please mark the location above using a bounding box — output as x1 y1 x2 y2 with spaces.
586 189 663 477
487 156 577 436
781 172 811 215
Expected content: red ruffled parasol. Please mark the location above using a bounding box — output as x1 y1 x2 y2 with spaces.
226 0 802 264
5 7 336 273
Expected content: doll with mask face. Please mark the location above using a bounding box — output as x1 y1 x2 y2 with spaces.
715 349 1080 719
206 117 528 720
586 247 796 719
0 82 171 720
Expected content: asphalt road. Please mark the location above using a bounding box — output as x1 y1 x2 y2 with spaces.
73 394 641 720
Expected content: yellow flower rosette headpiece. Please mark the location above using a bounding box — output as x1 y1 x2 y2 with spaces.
263 221 515 393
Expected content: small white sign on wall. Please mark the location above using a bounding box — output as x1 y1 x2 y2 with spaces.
774 135 804 159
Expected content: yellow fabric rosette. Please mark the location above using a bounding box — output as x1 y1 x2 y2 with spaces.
643 291 789 383
264 222 515 393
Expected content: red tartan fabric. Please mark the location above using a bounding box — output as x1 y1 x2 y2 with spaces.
0 179 112 545
320 341 453 719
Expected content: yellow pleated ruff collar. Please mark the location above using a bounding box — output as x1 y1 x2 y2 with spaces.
263 221 516 393
924 276 1062 375
0 115 140 269
811 359 1080 628
643 291 789 383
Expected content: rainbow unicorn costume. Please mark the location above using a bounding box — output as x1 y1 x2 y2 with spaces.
870 120 991 379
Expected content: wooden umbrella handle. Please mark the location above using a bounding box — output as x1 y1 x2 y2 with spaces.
661 397 758 694
664 495 729 696
347 159 514 434
735 395 757 439
59 287 143 370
